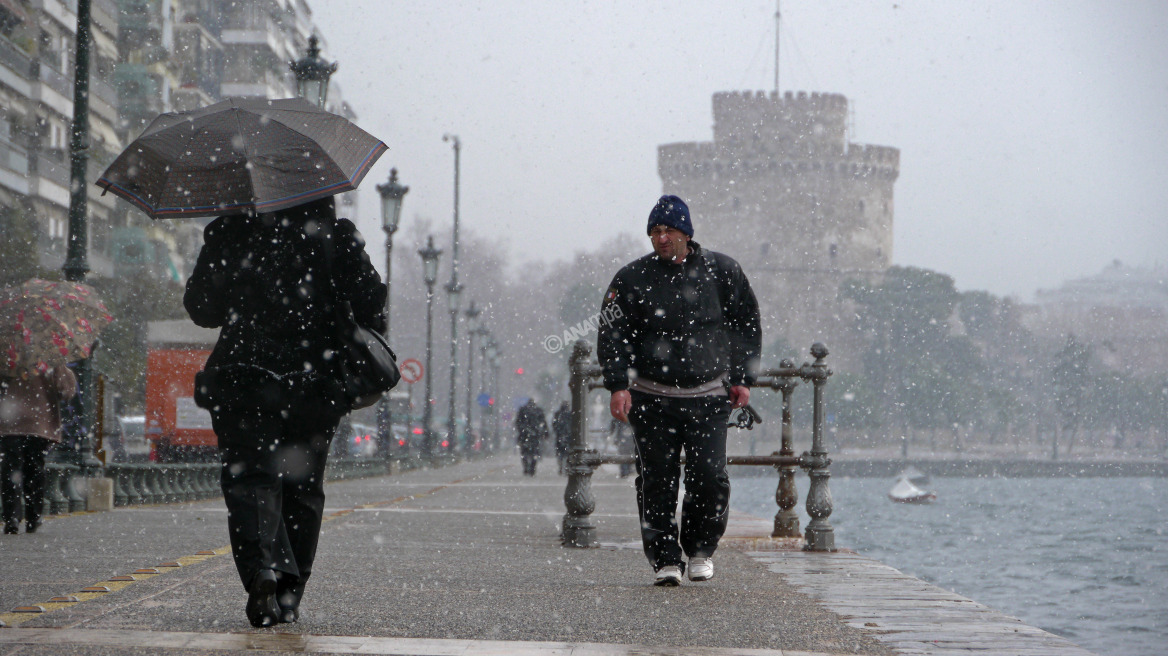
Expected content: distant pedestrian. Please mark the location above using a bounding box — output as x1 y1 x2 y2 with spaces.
598 195 761 586
514 399 549 476
1 366 77 535
185 197 387 627
552 401 571 475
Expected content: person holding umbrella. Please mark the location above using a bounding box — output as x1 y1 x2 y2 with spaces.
1 367 77 534
1 279 109 535
100 98 389 627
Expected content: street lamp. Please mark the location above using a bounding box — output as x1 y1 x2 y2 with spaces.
444 279 462 456
476 325 491 450
463 301 481 450
441 134 462 457
289 34 337 108
60 0 101 475
375 168 408 462
418 236 442 462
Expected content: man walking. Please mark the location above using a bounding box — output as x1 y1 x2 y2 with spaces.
514 398 549 476
598 195 760 586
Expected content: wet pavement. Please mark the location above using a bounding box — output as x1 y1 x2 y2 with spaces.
0 452 1092 655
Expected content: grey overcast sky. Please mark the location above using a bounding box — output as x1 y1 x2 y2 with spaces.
312 0 1168 301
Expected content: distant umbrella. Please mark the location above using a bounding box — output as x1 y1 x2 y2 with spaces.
96 97 387 219
0 279 113 376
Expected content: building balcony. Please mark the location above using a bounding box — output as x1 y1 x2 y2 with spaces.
0 136 30 195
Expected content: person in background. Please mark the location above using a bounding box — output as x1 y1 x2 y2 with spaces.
1 366 77 535
552 400 572 475
184 196 386 627
514 398 549 476
597 195 761 587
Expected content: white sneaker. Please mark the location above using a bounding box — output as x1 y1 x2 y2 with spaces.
653 565 683 587
688 557 714 581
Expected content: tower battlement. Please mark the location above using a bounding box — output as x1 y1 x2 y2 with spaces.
712 90 849 154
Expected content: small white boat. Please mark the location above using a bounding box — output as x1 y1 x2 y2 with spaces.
888 476 937 504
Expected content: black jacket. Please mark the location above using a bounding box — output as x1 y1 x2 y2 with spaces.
597 242 760 391
514 401 548 452
184 199 386 405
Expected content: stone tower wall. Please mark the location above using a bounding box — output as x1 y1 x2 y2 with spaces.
657 90 900 364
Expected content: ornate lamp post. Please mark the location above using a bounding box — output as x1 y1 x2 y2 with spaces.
463 301 481 449
375 168 408 461
417 237 442 462
289 35 337 108
60 0 100 474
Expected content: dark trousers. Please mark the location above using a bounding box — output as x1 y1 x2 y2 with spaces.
210 405 340 593
519 447 540 476
628 391 731 571
1 435 50 529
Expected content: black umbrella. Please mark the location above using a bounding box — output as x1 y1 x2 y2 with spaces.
97 97 387 219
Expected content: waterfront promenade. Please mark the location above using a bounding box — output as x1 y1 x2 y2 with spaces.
0 453 1094 655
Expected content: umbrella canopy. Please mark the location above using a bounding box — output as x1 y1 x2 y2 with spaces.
96 97 387 219
0 280 114 376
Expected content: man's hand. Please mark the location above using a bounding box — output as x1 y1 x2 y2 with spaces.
610 390 632 422
728 385 750 409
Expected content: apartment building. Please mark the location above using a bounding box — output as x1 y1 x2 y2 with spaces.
1 0 122 278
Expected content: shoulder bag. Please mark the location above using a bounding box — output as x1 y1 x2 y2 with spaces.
324 224 401 410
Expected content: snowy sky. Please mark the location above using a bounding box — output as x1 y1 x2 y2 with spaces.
312 0 1168 301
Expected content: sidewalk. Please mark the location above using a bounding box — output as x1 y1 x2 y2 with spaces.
0 452 1093 655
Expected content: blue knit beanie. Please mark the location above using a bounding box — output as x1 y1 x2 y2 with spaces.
646 195 693 238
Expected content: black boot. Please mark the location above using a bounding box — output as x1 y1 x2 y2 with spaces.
276 577 304 623
245 569 279 627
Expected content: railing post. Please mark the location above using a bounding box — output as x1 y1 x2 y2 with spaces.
109 464 129 507
801 343 836 551
64 464 85 512
45 464 68 515
561 339 599 548
773 358 801 538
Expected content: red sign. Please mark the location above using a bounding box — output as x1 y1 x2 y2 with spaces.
400 358 423 383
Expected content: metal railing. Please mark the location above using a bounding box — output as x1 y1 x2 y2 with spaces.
560 339 837 552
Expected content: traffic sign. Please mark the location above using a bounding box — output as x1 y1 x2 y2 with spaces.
400 358 423 383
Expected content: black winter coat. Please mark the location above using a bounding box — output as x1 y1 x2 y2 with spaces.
184 198 386 410
597 242 761 391
514 401 548 454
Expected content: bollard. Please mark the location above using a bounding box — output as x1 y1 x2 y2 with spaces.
561 340 600 548
772 358 802 538
801 343 836 552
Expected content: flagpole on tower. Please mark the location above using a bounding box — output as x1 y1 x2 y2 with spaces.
774 0 781 93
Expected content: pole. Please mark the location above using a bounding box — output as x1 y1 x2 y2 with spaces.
774 0 781 94
802 343 835 551
447 300 458 455
465 326 475 449
443 135 461 457
379 227 395 462
423 283 435 462
63 0 100 475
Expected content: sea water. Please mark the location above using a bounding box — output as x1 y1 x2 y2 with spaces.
730 475 1167 656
